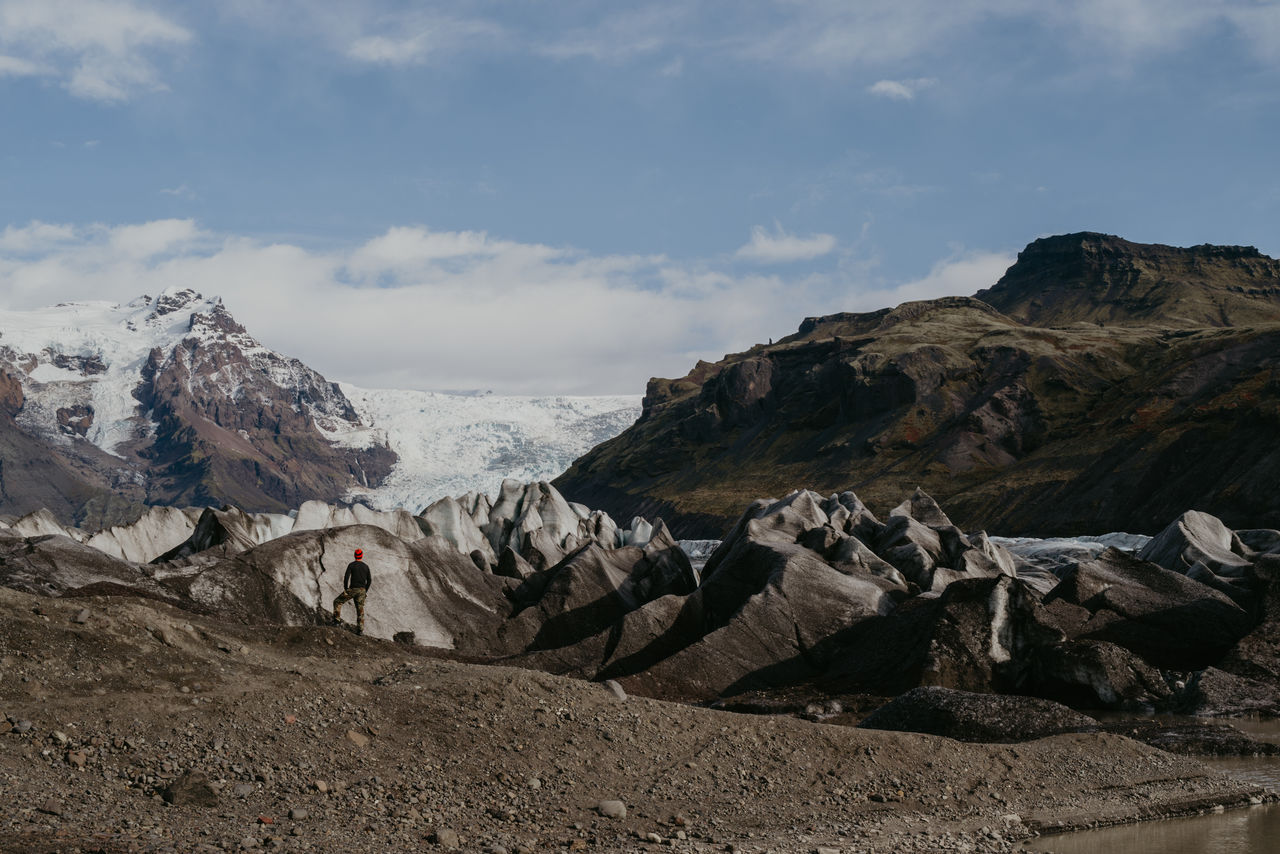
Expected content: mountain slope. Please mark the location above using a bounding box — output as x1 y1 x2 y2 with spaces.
555 233 1280 538
0 290 640 524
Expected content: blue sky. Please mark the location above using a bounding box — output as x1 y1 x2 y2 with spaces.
1 0 1278 394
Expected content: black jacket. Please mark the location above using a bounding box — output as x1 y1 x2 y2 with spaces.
343 560 371 591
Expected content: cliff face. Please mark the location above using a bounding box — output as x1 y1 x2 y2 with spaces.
555 234 1280 538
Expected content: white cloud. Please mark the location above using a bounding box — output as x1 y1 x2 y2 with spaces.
850 249 1016 310
0 53 42 76
736 224 838 264
0 219 857 394
0 221 76 253
0 0 190 102
867 77 936 100
537 5 686 62
106 218 202 258
345 15 502 66
160 183 196 199
226 0 1280 82
0 219 1021 395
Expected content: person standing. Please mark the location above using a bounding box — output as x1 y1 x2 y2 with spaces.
332 548 371 634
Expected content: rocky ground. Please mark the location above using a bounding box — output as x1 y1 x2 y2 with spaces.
1 587 1272 854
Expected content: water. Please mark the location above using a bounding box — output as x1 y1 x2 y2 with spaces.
1027 717 1280 854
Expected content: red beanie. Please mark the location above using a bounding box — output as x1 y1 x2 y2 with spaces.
354 549 363 559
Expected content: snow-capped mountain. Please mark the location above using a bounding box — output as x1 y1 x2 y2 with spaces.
0 289 641 525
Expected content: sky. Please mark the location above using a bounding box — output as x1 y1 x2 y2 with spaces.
1 0 1278 395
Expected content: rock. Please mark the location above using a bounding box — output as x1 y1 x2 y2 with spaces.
13 719 32 734
232 782 255 798
1097 718 1280 756
1032 640 1172 709
71 608 90 624
1138 510 1253 578
162 771 219 807
603 679 627 702
345 729 369 748
66 750 87 768
288 808 308 821
1043 547 1252 669
857 686 1098 743
37 799 63 816
153 626 182 647
597 799 627 819
495 547 537 581
1167 667 1280 717
431 827 460 847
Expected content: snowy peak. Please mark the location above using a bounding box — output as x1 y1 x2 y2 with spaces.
0 290 642 527
0 289 392 520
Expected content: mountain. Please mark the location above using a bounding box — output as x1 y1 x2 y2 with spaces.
975 232 1280 327
554 233 1280 538
0 290 640 525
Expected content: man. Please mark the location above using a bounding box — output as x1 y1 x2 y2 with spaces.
332 548 371 634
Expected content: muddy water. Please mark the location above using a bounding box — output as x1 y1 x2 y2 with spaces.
1027 718 1280 854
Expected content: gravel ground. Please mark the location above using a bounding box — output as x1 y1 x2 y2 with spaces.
0 586 1271 853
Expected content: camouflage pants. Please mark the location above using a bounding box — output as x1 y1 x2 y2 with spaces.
332 587 367 629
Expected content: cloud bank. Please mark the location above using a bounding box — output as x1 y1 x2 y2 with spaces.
0 220 1008 395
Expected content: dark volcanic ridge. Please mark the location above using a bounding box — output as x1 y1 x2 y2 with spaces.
555 232 1280 539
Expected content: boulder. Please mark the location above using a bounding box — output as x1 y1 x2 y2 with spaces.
1218 554 1280 682
1043 547 1252 669
890 487 955 529
161 770 218 807
1030 639 1171 709
1138 510 1253 578
1167 667 1280 718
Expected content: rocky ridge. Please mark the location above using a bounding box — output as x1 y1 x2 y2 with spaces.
554 232 1280 538
4 478 1279 721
